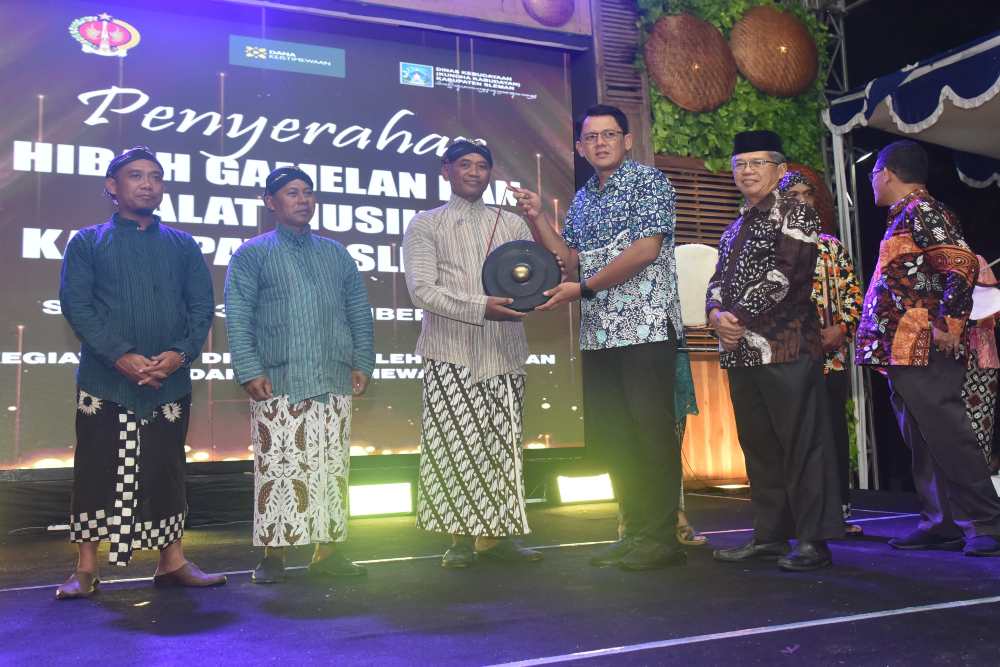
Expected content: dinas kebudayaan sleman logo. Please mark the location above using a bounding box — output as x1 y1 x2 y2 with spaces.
69 13 141 58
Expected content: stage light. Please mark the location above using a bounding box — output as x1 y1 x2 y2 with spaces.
855 151 874 164
31 458 65 469
712 483 750 495
557 473 615 503
349 482 413 516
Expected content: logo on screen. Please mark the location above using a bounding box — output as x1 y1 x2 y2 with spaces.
229 35 346 78
68 13 141 58
400 63 434 88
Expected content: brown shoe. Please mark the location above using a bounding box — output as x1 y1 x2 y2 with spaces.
56 571 100 600
153 562 227 588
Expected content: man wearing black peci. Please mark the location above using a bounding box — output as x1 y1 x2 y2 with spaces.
706 131 842 572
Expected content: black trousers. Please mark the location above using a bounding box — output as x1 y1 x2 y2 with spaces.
823 369 851 510
886 349 1000 538
582 340 680 546
727 356 843 542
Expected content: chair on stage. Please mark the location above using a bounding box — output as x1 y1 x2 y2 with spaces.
674 243 719 350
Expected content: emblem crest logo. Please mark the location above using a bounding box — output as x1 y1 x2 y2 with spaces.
69 13 141 58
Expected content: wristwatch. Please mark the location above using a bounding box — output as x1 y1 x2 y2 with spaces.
579 278 596 300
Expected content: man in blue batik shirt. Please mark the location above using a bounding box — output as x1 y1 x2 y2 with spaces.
514 104 686 571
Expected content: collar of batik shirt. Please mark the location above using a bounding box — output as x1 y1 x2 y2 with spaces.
887 187 931 220
113 212 161 231
584 158 637 195
276 221 312 246
738 189 780 217
447 192 489 222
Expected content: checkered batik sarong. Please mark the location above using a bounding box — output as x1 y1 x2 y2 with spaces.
70 390 189 567
416 360 530 537
250 394 352 547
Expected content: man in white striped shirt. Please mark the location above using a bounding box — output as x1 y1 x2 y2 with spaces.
403 140 544 569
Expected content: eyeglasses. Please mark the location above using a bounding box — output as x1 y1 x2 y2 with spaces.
868 167 884 183
731 159 781 172
580 130 624 145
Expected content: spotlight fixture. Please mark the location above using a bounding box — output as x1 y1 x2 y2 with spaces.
349 482 413 516
556 473 615 503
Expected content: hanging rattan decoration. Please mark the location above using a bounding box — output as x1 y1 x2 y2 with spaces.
644 14 737 113
730 5 818 97
522 0 575 28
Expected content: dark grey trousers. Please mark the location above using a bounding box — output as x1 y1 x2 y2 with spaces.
728 356 843 542
887 349 1000 538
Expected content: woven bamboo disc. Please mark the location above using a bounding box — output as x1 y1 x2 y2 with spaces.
730 5 818 97
644 14 737 113
522 0 575 27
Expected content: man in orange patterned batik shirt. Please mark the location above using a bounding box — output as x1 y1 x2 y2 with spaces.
857 140 1000 557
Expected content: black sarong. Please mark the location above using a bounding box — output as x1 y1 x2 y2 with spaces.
69 390 190 566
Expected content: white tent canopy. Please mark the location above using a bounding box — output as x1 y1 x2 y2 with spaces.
825 31 1000 185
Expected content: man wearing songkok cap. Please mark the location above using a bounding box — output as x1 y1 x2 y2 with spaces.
57 146 225 599
225 166 375 583
706 131 842 571
857 140 1000 556
402 139 544 569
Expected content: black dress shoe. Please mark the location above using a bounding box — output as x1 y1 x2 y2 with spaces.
713 539 790 563
251 556 287 584
55 571 99 600
964 535 1000 557
618 537 687 571
889 529 964 551
441 542 476 569
777 541 832 572
309 551 367 577
589 537 634 567
477 538 543 563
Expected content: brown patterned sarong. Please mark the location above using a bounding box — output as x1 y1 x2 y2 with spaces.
250 393 352 547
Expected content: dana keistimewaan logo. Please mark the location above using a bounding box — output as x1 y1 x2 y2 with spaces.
68 12 141 58
245 45 267 60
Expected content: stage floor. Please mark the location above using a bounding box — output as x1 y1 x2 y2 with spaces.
2 492 999 666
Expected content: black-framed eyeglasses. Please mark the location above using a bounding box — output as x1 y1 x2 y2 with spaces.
580 130 624 145
868 167 884 183
731 159 781 172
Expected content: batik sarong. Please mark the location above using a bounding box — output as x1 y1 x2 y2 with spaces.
416 360 529 537
70 390 190 566
250 393 352 547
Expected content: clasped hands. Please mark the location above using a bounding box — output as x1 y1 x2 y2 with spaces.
709 309 745 352
115 351 184 390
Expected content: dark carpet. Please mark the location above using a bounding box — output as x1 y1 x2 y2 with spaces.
2 492 999 666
